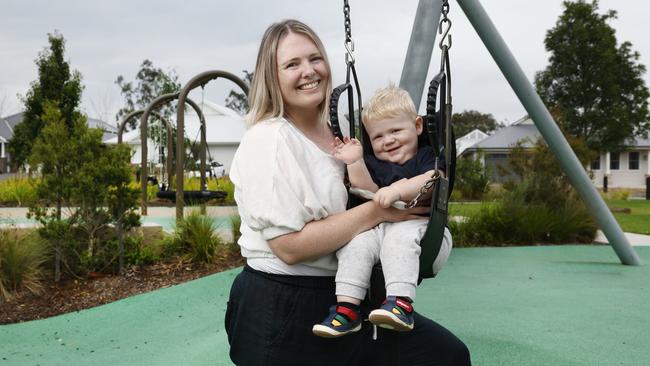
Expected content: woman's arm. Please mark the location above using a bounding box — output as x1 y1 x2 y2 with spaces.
267 200 426 264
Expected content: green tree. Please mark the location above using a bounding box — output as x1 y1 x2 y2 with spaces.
455 154 489 200
29 103 139 280
535 0 650 152
115 59 181 129
224 70 252 114
8 32 83 169
452 110 502 137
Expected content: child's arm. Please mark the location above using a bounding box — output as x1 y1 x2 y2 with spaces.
332 137 379 192
373 169 444 208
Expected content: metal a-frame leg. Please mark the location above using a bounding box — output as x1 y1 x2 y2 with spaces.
456 0 640 265
400 0 640 265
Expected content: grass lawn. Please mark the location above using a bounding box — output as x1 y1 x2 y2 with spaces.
607 199 650 235
449 201 493 217
450 199 650 235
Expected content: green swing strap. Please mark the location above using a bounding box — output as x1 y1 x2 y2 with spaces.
419 40 453 279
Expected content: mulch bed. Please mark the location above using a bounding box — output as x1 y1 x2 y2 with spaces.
0 251 245 325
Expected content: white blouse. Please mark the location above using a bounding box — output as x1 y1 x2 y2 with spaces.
229 117 347 275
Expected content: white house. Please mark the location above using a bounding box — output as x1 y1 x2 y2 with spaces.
461 116 650 192
455 129 489 156
104 100 246 174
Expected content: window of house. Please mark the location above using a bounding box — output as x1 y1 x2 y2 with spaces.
628 151 639 170
610 152 620 170
590 156 600 170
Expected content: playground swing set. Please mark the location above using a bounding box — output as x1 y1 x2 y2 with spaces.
117 0 640 269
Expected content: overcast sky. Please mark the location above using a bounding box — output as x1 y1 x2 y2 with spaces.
1 0 649 126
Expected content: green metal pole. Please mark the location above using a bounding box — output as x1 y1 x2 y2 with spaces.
457 0 640 265
399 0 443 110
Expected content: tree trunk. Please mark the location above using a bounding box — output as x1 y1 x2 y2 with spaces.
54 200 62 282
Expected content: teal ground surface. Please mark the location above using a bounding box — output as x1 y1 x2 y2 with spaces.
1 245 648 366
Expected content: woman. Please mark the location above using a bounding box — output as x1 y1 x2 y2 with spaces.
225 19 470 366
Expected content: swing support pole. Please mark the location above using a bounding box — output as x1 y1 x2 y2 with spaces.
456 0 640 265
399 0 444 110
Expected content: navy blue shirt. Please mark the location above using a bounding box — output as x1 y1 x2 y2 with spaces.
365 145 441 188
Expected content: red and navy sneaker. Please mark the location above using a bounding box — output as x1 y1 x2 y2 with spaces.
368 296 414 331
312 304 362 338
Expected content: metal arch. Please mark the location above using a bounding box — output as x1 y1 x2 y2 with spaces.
139 93 207 215
117 109 174 201
175 70 249 221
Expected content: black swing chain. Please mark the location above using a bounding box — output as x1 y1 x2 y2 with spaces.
343 0 354 64
405 0 452 210
439 0 452 50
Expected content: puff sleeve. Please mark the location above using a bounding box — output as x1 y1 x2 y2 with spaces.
230 119 346 242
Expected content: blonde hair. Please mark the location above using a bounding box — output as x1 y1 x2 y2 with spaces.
246 19 332 126
362 84 417 125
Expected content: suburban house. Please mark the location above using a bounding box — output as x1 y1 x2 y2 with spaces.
104 100 246 174
459 117 650 192
0 112 118 173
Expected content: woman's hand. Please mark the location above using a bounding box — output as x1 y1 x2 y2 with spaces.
371 200 428 223
266 199 427 265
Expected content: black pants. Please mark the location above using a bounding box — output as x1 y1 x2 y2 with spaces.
224 266 470 366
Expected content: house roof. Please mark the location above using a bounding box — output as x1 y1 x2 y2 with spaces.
0 112 117 142
464 116 650 153
0 119 14 141
2 112 23 129
471 123 540 150
634 136 650 147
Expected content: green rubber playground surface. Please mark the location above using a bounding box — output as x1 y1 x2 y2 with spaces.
1 245 648 366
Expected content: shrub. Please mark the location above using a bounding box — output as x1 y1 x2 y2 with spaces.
215 176 236 205
229 215 242 250
451 134 599 247
0 230 48 300
450 178 597 247
122 235 160 267
609 189 630 201
0 176 38 206
171 211 225 263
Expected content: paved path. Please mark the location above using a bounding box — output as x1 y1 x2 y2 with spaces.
594 230 650 246
0 206 238 219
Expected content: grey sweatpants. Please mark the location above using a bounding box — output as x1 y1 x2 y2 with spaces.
335 219 428 301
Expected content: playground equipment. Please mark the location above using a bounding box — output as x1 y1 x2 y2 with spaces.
329 0 456 280
138 93 219 215
402 0 639 265
117 109 174 188
174 70 249 221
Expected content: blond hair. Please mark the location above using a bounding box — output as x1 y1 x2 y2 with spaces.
362 84 417 125
246 19 332 126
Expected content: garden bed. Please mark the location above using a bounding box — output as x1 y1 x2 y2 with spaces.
0 251 244 325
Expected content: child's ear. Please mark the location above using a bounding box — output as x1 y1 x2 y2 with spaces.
415 116 424 135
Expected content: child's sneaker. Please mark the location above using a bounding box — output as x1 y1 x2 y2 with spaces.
312 304 362 338
368 296 414 331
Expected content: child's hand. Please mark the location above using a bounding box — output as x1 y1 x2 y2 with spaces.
331 137 363 165
373 186 401 208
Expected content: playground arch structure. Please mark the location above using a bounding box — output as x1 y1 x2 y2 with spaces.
117 94 213 216
172 71 249 219
123 0 639 266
